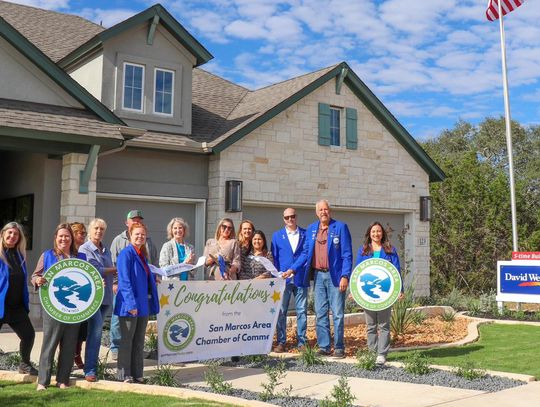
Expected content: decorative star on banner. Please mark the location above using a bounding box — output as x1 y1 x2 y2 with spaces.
159 294 170 308
271 290 281 303
168 283 174 291
165 310 171 317
270 307 276 314
269 281 275 287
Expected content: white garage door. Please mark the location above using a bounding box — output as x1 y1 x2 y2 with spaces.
243 205 404 264
96 196 203 271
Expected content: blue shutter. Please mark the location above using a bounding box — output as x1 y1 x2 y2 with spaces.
345 107 358 150
318 103 331 146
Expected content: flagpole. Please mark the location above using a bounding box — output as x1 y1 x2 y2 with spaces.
497 0 519 252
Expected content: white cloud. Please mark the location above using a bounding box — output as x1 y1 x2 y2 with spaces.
225 20 267 39
8 0 69 9
78 8 136 28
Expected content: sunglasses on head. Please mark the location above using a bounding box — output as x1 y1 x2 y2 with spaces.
283 214 296 220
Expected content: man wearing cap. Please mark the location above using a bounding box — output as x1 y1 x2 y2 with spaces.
108 209 158 359
285 200 352 358
271 208 309 353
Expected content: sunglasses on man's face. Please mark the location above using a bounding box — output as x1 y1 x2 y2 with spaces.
221 225 233 230
283 215 296 220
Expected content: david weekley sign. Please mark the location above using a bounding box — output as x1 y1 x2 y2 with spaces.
39 259 104 323
350 258 402 311
497 260 540 303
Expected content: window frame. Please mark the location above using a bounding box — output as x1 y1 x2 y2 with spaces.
153 67 175 116
329 107 341 147
122 62 145 113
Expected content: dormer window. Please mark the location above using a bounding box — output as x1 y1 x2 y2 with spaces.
123 62 144 111
154 68 174 115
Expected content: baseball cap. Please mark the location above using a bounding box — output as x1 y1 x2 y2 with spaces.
127 209 144 220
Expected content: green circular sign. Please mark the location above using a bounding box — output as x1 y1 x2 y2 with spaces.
350 258 402 311
163 313 196 352
39 259 104 324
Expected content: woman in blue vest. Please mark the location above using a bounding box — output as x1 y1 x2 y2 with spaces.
0 222 37 375
32 223 86 391
114 222 159 383
356 221 402 366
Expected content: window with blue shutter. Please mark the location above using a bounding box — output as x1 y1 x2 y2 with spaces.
345 107 358 150
318 103 331 146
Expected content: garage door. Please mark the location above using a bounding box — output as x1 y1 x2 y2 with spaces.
243 206 404 264
96 196 200 266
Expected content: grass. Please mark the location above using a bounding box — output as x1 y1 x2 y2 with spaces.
388 323 540 378
0 381 234 407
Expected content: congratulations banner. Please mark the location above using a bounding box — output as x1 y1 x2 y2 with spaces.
157 278 286 363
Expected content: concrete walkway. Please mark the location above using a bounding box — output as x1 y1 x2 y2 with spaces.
1 328 539 407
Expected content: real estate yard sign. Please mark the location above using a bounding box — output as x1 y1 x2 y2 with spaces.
497 260 540 303
350 258 402 311
39 259 104 323
157 279 285 363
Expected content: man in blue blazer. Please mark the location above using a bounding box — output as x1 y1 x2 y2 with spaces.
285 200 352 358
271 208 309 353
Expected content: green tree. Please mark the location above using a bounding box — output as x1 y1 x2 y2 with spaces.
422 118 540 295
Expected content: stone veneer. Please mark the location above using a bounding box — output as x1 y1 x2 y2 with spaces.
60 153 97 224
207 78 432 296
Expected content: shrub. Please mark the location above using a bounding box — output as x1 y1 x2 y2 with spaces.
403 351 431 375
144 331 158 353
466 298 482 316
437 288 468 310
299 344 325 366
391 287 415 337
204 361 233 395
319 375 356 407
453 360 486 380
440 310 457 322
259 360 292 401
244 354 268 364
355 348 377 370
96 352 115 380
410 310 426 325
6 352 22 368
147 364 177 387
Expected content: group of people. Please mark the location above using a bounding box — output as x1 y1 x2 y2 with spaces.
0 199 403 391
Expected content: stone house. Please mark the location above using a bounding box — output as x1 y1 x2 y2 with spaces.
0 1 444 310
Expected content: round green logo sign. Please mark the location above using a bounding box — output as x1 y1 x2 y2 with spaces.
163 313 196 352
39 259 104 324
350 258 402 311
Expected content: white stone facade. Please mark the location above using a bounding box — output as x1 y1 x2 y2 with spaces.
207 79 432 295
60 153 97 225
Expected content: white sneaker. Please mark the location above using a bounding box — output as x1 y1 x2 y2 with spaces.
376 355 386 365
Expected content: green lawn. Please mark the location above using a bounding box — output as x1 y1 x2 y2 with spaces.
0 381 234 407
388 323 540 378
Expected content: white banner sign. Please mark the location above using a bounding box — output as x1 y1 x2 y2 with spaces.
157 278 286 363
149 256 206 278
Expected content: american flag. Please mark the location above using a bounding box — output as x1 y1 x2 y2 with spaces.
486 0 525 21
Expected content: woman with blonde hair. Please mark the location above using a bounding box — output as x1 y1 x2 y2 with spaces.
159 217 196 280
32 223 86 390
203 218 240 280
0 222 37 375
237 220 255 278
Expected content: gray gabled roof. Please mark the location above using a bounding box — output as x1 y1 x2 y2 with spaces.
0 0 104 62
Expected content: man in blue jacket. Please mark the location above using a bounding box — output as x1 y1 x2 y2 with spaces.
271 207 309 353
285 200 352 358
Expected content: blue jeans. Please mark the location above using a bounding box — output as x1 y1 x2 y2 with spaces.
84 304 112 376
276 284 308 347
110 295 121 354
314 271 345 351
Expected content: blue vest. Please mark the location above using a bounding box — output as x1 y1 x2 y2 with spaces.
0 251 29 319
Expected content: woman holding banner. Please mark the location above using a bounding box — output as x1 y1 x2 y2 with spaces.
356 221 402 366
159 218 196 280
32 223 86 391
78 218 116 382
203 218 240 280
238 230 273 280
0 222 37 376
114 222 159 383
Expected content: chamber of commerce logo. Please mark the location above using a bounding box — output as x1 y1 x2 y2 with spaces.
163 313 195 352
350 259 402 311
39 259 104 323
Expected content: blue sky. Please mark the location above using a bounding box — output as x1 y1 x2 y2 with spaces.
11 0 540 140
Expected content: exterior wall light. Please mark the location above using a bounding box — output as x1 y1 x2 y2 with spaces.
225 180 242 212
420 196 432 222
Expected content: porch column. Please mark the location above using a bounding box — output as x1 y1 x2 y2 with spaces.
60 153 97 224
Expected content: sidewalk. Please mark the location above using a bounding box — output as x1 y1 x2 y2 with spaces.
1 328 539 407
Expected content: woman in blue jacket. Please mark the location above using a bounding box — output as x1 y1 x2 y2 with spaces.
356 221 401 366
32 223 86 390
0 222 36 375
114 222 159 383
